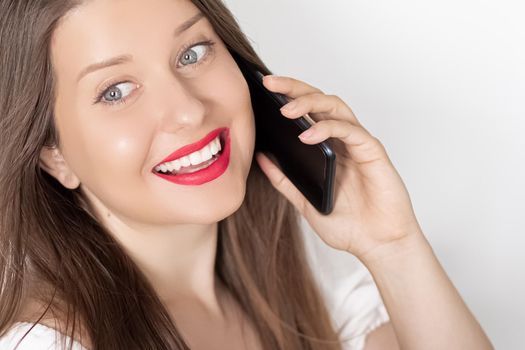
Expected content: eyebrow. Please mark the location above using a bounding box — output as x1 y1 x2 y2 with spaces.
76 11 205 82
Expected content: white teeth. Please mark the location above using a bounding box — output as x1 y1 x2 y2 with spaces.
180 156 191 167
163 159 181 172
200 144 213 162
155 135 222 173
189 152 201 166
173 159 181 171
209 139 218 155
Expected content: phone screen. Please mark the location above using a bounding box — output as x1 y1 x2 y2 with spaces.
230 50 336 215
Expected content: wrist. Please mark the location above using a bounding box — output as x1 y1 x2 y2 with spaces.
356 228 433 271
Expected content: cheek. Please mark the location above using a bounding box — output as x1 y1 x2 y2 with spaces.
94 122 148 169
61 110 152 187
99 131 149 174
204 61 256 166
65 115 159 220
222 81 255 176
238 81 256 171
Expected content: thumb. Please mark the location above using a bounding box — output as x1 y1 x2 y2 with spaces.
255 152 308 215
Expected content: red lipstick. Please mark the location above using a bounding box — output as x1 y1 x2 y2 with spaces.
154 127 226 167
152 127 231 186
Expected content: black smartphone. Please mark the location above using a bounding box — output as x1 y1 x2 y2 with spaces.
230 50 336 215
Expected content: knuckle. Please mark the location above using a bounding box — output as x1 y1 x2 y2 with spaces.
326 94 342 114
330 102 340 115
275 174 288 189
311 91 325 100
333 94 344 104
372 136 385 149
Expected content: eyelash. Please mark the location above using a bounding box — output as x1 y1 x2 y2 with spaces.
92 39 216 106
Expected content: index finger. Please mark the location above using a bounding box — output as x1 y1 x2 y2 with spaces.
262 75 323 99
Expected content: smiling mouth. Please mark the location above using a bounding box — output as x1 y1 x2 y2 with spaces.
153 131 226 176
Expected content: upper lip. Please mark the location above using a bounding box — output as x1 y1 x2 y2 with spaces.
153 127 226 170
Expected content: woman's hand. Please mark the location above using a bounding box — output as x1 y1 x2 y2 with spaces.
255 75 424 261
256 75 496 350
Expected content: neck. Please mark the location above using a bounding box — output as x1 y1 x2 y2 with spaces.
99 210 225 317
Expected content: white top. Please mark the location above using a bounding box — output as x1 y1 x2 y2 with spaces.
0 215 389 350
298 214 390 349
0 322 85 350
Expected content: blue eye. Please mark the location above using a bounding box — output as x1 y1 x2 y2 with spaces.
177 39 216 68
93 39 216 106
179 44 208 66
99 82 136 104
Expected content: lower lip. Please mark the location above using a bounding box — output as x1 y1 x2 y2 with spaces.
153 129 231 185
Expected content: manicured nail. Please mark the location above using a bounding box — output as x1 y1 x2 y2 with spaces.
264 75 280 82
298 128 315 139
281 100 297 113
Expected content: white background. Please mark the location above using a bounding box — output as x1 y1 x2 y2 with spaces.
224 0 525 348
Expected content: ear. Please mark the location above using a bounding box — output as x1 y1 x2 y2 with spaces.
39 146 80 189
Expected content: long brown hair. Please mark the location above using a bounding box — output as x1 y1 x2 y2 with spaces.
0 0 344 349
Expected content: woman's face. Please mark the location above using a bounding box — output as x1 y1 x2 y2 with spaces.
48 0 255 226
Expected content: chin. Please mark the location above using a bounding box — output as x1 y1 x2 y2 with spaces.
170 181 247 225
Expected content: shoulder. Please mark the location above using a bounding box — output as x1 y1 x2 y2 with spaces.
0 322 87 350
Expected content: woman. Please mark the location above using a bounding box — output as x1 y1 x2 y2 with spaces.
0 0 493 349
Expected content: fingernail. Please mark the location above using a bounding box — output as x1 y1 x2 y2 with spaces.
264 74 280 82
298 128 315 139
281 100 297 113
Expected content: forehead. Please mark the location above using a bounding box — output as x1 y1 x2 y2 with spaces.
50 0 208 78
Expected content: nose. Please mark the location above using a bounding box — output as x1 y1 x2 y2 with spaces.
155 76 206 133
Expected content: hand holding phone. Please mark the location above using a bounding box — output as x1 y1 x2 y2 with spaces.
231 50 336 215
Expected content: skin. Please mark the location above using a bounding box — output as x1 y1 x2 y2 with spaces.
37 0 493 348
259 77 493 349
40 0 255 342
